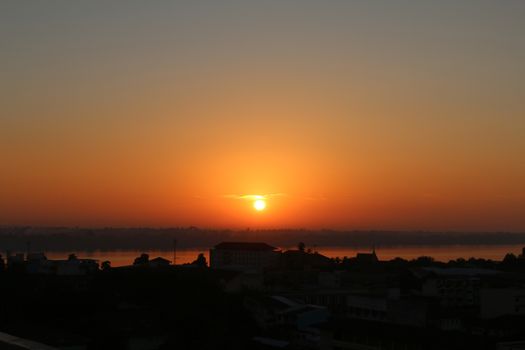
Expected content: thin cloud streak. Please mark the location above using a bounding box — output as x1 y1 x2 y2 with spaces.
223 193 287 201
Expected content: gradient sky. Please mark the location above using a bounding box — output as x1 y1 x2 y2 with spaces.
1 1 524 230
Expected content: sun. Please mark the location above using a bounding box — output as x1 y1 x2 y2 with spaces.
253 199 266 211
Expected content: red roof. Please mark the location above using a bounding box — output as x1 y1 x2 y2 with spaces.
214 242 277 251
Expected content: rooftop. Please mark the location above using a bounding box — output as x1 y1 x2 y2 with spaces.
150 257 171 263
0 331 58 350
420 267 500 277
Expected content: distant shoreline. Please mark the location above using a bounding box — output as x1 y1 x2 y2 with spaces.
0 227 524 252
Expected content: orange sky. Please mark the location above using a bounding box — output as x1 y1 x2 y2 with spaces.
1 2 524 230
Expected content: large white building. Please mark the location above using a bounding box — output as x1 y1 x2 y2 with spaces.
209 242 280 271
417 267 499 308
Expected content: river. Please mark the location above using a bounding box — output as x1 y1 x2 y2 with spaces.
44 244 524 267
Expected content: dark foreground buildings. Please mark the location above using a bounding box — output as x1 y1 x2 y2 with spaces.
0 243 525 349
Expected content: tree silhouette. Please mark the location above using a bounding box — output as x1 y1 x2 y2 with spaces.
414 256 434 266
134 253 149 265
503 253 517 263
192 253 207 268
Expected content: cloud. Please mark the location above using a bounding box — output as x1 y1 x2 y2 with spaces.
223 193 287 201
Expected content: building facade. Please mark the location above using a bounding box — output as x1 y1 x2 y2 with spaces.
210 242 280 270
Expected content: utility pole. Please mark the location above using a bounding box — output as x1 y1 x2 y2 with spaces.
173 239 177 266
26 241 31 258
